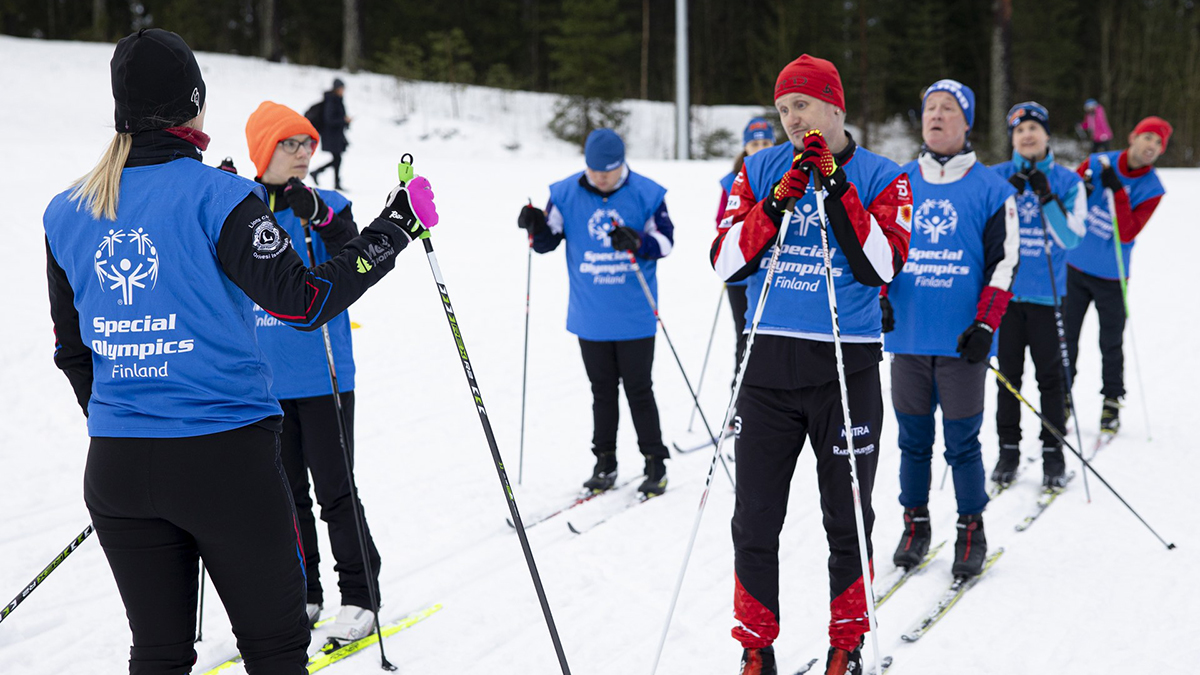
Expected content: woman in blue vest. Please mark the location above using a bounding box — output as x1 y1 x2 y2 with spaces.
883 79 1019 579
516 129 675 497
1065 116 1170 436
711 55 913 675
243 101 382 641
43 29 436 675
717 117 776 387
990 102 1086 488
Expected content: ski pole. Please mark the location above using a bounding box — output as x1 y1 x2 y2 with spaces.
400 156 572 675
195 566 206 642
990 361 1175 550
301 220 394 671
616 234 734 491
650 194 797 675
1097 155 1151 440
1 524 93 625
519 199 534 485
810 174 882 675
1039 209 1092 502
686 286 724 433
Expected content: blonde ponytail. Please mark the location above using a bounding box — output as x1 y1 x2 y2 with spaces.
69 133 133 221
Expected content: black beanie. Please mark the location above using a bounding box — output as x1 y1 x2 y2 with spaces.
111 28 206 133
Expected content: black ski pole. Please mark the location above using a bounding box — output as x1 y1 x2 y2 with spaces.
1039 207 1091 501
400 156 572 675
519 199 534 485
301 220 394 671
989 361 1175 550
686 286 724 433
1 524 94 625
195 566 205 642
619 235 735 490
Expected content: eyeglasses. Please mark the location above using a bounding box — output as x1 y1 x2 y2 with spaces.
277 138 318 154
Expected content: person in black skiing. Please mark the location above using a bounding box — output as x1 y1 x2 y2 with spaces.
989 102 1087 488
311 78 351 190
1065 116 1170 438
712 55 912 675
43 29 437 675
516 128 675 498
884 79 1019 580
244 100 384 641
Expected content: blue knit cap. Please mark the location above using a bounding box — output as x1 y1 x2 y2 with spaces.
584 128 625 171
1006 101 1049 137
743 117 774 145
923 79 975 128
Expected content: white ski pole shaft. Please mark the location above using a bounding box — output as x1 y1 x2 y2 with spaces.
812 186 882 675
519 228 533 484
649 199 796 675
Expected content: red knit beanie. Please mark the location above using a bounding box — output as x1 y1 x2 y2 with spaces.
773 54 845 111
1132 116 1173 151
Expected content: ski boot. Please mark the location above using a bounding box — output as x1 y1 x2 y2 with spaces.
990 443 1021 485
892 505 931 569
1100 397 1121 436
638 455 668 497
305 602 323 629
824 644 862 675
327 605 376 641
1042 447 1068 489
738 645 776 675
582 452 617 492
951 513 987 578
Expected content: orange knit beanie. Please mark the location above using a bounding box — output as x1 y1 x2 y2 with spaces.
245 101 320 178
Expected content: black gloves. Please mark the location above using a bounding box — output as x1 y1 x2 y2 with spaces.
956 321 995 364
518 205 547 235
880 294 894 334
797 130 848 198
379 183 426 241
1026 169 1053 203
1007 172 1027 193
1100 164 1124 193
285 177 332 226
609 226 642 253
763 154 808 225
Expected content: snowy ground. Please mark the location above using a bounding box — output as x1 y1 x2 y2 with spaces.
1 36 1196 674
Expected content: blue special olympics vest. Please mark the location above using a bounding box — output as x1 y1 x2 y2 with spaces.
741 142 903 342
1067 151 1164 280
253 189 354 400
991 159 1081 302
549 170 667 341
719 170 748 289
44 159 283 437
886 159 1015 356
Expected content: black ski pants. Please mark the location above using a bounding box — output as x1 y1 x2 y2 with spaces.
84 423 309 675
728 284 749 389
279 392 382 610
730 364 881 652
312 152 343 188
996 302 1066 449
578 336 669 460
1064 266 1127 399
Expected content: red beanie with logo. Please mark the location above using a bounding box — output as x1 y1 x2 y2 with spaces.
1132 116 1173 151
773 54 845 111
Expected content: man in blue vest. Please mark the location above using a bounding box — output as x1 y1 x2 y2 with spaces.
883 79 1019 580
1065 116 1170 436
517 129 675 497
990 102 1087 488
711 54 912 675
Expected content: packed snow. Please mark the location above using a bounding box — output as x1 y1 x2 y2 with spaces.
1 35 1195 674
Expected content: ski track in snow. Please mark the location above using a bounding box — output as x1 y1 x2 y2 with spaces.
1 35 1196 674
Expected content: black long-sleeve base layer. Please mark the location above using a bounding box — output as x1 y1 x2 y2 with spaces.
84 423 310 675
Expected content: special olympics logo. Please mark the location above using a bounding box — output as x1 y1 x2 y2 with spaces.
1017 193 1041 225
793 202 823 238
586 209 624 245
914 198 958 244
94 228 159 306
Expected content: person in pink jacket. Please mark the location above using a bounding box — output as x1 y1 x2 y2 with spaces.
1080 99 1113 152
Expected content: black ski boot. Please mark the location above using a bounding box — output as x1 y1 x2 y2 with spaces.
824 644 862 675
991 443 1021 485
951 513 987 578
892 505 931 569
1100 397 1121 435
738 645 776 675
1042 446 1068 488
638 455 667 497
582 452 617 492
